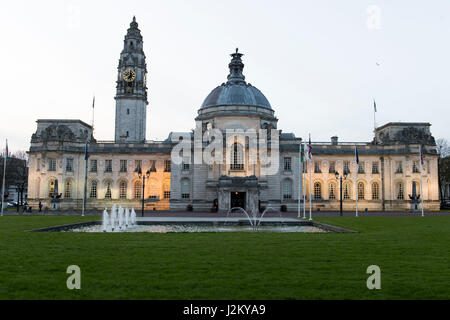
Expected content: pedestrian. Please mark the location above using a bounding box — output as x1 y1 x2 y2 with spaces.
39 201 42 212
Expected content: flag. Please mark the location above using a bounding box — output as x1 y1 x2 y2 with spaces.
92 96 95 109
373 99 377 112
307 134 312 160
84 143 88 160
5 139 8 160
300 144 304 163
355 146 359 165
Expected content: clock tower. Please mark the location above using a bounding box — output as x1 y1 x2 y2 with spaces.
114 16 148 142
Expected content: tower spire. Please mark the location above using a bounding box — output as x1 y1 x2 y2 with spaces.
227 48 246 84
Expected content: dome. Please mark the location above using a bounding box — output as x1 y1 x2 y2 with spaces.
200 49 272 110
201 83 272 109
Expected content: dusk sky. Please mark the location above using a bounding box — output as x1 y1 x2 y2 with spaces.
1 0 449 152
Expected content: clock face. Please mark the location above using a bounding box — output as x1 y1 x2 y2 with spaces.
123 69 136 82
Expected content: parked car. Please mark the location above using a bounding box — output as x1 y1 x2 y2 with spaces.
440 200 450 210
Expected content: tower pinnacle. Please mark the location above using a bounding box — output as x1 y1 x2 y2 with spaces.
227 48 245 84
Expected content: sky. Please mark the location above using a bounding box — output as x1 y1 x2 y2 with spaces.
0 0 449 152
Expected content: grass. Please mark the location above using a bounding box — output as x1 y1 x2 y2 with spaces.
0 215 449 299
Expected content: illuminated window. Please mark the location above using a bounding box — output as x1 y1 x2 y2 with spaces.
134 181 142 199
358 182 365 200
283 179 292 199
119 181 127 199
329 182 337 200
64 180 71 198
89 181 97 199
372 182 379 200
49 179 56 198
314 182 322 199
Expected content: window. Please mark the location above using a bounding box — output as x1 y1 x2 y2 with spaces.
120 160 127 172
343 182 351 200
183 161 190 170
284 157 292 171
395 161 403 174
105 181 112 199
49 179 56 198
66 158 73 172
427 160 430 174
396 182 404 200
48 158 56 171
314 182 322 199
150 160 157 172
119 181 127 199
105 160 112 172
412 161 420 173
164 160 171 172
135 160 142 172
134 181 142 199
314 161 321 173
230 143 244 170
343 161 350 174
164 191 171 199
36 158 41 171
163 180 171 199
372 182 380 200
358 162 365 174
64 180 71 198
372 161 379 174
89 181 97 199
358 182 365 200
127 108 130 115
181 179 190 199
329 161 336 173
282 179 292 199
329 182 337 200
90 159 98 172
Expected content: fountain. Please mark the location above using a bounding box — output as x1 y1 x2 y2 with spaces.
225 206 284 231
110 204 116 231
125 207 130 227
131 208 136 226
102 208 109 232
118 206 124 229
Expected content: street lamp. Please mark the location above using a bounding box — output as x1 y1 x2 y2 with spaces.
135 167 150 217
335 171 347 217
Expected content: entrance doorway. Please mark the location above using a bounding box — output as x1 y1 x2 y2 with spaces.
231 191 246 210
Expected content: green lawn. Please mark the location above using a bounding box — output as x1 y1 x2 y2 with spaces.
0 215 449 299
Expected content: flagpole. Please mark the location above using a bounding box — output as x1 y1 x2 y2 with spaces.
420 145 424 217
1 139 7 216
82 142 88 217
297 142 302 218
302 146 306 219
308 134 312 221
355 146 358 217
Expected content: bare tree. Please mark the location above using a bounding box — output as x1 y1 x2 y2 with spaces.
436 138 450 202
436 138 450 157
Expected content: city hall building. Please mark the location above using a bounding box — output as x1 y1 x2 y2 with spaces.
26 18 440 212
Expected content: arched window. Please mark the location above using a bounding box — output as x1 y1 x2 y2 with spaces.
104 181 112 199
343 182 351 200
230 142 244 170
328 182 337 200
64 180 72 198
283 179 292 199
89 181 97 199
134 181 142 199
48 179 56 198
372 182 380 200
396 182 404 200
358 182 365 200
181 179 190 199
119 181 127 199
314 182 322 199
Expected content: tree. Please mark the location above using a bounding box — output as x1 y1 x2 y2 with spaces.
436 138 450 201
0 151 28 207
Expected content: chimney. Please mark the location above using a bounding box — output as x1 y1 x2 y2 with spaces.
331 136 338 145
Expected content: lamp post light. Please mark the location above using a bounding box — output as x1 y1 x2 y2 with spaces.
335 171 347 217
136 167 150 217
